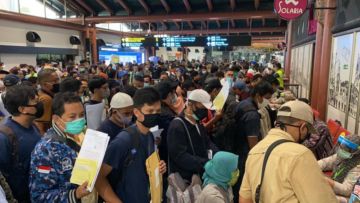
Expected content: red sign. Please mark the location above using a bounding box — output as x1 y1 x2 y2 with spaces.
274 0 308 20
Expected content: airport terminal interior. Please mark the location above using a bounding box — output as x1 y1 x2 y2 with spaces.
1 0 360 203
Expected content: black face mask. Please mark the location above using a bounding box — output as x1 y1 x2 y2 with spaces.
24 102 44 118
52 83 60 94
284 123 310 144
140 112 160 128
193 107 208 121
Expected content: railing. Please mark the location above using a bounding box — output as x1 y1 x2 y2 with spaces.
284 84 302 98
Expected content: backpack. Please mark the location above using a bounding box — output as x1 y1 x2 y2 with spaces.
0 125 19 169
0 125 18 203
108 126 140 189
213 101 257 153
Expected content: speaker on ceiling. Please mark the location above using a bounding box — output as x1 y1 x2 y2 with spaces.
96 39 106 47
166 47 172 51
70 36 81 45
26 31 41 43
195 49 199 53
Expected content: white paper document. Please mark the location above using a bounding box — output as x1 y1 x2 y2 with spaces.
70 129 110 192
85 102 106 130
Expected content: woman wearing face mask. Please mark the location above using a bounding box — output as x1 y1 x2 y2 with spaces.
167 89 218 183
97 92 134 141
197 151 239 203
318 134 360 203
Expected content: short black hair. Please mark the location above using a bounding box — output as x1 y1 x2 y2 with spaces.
60 78 81 93
160 71 168 76
4 85 37 116
263 75 280 86
251 80 274 97
88 76 107 93
38 69 56 84
52 92 82 116
133 87 160 108
134 75 144 82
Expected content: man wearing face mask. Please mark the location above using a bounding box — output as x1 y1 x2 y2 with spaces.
232 80 274 202
0 74 20 120
155 80 179 161
0 85 42 203
240 100 337 203
85 77 110 130
29 92 91 203
98 92 134 141
318 134 360 203
167 89 217 182
35 68 60 135
96 87 167 203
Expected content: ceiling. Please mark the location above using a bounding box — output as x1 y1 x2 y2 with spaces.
47 0 286 38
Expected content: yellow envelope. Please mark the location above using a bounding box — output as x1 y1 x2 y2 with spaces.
146 151 162 203
70 158 98 188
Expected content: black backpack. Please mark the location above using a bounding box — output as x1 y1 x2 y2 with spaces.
213 101 257 153
108 126 141 189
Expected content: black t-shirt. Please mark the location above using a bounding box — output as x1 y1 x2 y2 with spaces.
167 116 212 181
235 97 261 156
97 118 123 141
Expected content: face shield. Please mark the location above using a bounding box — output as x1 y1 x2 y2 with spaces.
336 135 360 159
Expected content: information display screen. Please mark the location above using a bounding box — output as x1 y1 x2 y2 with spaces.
121 36 251 47
121 37 158 47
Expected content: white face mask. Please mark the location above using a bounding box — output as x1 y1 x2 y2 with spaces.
258 98 270 109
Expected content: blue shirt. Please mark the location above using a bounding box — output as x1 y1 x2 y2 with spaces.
97 118 123 141
103 124 155 203
0 118 41 202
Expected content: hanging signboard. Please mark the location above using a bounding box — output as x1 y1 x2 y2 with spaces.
274 0 308 20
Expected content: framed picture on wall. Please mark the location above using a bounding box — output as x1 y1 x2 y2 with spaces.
327 33 354 128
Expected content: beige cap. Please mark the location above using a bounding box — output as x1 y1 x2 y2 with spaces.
188 89 213 109
277 100 316 133
110 92 133 110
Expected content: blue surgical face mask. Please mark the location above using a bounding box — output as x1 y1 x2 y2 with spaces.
64 117 86 135
144 82 150 87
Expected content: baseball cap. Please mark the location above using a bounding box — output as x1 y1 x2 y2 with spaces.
109 92 134 110
233 80 249 91
204 78 222 93
277 100 316 133
188 89 213 110
3 74 19 87
156 80 179 100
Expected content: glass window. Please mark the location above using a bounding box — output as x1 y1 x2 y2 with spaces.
19 0 45 17
0 0 19 12
109 23 121 31
96 23 109 29
45 0 63 19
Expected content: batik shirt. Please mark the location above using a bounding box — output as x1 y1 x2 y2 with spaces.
29 127 80 203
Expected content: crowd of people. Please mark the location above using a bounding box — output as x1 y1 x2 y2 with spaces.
0 59 359 203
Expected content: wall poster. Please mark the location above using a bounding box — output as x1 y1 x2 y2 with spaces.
327 33 354 131
290 43 313 99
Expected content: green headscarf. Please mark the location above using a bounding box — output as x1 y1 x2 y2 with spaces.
202 151 239 190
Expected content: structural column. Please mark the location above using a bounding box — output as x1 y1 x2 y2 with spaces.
311 21 324 110
317 0 336 121
284 20 293 80
90 25 98 64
